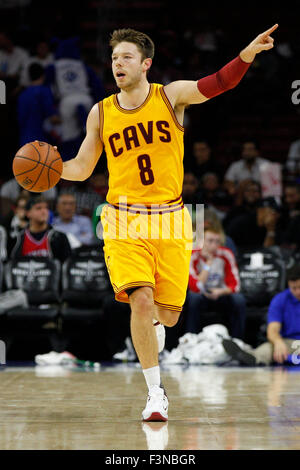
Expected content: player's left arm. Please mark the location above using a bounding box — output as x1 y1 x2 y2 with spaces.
164 24 278 107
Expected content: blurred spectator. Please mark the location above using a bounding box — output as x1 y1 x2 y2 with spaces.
281 182 300 225
53 192 95 247
45 37 105 160
198 172 233 214
9 195 71 263
279 183 300 248
0 29 29 92
223 264 300 365
3 193 29 240
204 208 237 257
224 140 270 196
194 28 217 53
226 196 283 249
186 225 246 339
20 40 54 87
59 179 104 217
188 140 222 180
17 62 60 147
0 178 57 218
182 171 202 204
223 179 262 230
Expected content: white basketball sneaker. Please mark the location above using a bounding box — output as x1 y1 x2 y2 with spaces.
142 385 169 422
153 320 165 353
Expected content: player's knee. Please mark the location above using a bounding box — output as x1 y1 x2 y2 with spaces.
163 315 179 327
130 287 154 319
166 316 179 327
157 308 180 327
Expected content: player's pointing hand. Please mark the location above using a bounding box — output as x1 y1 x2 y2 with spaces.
240 23 279 63
252 24 278 52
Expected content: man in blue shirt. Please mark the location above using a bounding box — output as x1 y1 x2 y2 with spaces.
222 264 300 365
52 192 95 247
17 62 60 146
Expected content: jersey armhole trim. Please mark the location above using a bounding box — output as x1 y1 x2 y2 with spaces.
159 86 184 132
98 100 104 142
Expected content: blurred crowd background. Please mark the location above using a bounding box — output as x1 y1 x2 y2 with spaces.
0 0 300 361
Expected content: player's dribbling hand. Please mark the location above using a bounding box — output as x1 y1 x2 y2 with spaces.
240 24 279 63
34 140 58 150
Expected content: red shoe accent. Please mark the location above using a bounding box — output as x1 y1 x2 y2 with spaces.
153 321 160 326
143 412 168 422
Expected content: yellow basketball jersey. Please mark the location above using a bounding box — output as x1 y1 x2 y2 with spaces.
99 83 184 207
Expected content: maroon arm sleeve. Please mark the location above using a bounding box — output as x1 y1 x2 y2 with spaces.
197 55 253 99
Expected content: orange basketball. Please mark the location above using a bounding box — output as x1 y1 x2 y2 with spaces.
13 141 63 193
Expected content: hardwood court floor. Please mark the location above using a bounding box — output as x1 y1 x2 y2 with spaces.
0 363 300 450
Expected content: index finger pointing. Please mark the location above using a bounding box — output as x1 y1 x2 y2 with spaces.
262 23 279 37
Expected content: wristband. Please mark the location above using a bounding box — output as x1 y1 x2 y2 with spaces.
202 263 211 272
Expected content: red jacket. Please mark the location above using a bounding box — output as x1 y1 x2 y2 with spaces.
189 246 240 294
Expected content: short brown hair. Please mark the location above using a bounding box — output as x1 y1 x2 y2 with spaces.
204 226 223 235
110 28 155 61
204 209 225 244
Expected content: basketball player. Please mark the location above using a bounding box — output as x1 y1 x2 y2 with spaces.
61 24 278 421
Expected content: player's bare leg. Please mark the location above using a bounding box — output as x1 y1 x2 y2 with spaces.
130 286 158 370
129 287 168 421
154 307 180 328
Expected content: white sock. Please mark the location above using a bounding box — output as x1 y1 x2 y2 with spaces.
143 366 161 391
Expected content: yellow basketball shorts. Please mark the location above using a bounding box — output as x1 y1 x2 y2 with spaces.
101 203 193 313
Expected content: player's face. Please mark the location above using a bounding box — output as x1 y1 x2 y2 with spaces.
289 279 300 301
112 41 150 90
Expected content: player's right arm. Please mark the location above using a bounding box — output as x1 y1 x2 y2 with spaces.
61 103 103 181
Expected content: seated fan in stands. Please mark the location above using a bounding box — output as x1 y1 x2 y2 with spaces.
9 195 72 263
52 192 95 247
226 196 283 249
186 225 246 340
223 264 300 366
